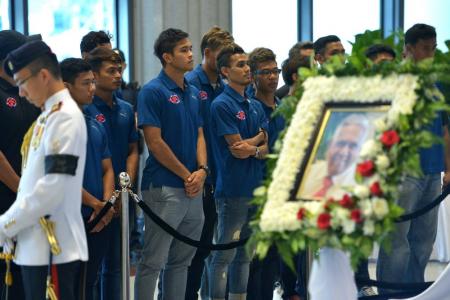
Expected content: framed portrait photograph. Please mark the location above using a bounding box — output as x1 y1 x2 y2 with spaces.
259 74 421 233
293 105 389 201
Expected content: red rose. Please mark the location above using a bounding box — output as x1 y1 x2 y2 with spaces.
339 194 353 208
350 209 363 223
356 160 375 177
370 181 383 197
380 130 400 148
297 208 306 221
317 213 331 230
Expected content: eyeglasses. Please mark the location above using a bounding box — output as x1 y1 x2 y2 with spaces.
15 70 40 87
254 68 281 76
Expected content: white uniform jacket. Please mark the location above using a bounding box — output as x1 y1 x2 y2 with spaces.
0 89 88 266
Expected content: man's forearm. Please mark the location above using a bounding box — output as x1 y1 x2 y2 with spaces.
126 143 139 185
102 160 115 201
242 130 265 146
197 129 207 167
0 151 20 193
150 139 191 180
82 189 101 209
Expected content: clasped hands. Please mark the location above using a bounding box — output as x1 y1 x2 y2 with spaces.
229 141 256 159
184 169 206 198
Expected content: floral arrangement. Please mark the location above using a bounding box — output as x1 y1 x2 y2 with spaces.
251 30 450 268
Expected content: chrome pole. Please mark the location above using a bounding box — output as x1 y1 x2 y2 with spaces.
119 172 130 300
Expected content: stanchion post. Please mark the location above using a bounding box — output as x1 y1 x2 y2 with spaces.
119 172 130 300
305 247 313 300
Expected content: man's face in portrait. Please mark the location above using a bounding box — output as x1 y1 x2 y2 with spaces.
325 122 366 176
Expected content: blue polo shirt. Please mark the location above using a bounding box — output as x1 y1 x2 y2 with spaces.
186 64 225 184
138 70 203 189
254 96 285 152
83 95 138 181
82 115 111 218
211 85 267 198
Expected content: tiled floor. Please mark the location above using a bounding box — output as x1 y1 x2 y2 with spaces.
126 260 450 300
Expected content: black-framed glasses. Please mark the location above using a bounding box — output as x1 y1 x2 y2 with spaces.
15 70 40 87
254 68 281 76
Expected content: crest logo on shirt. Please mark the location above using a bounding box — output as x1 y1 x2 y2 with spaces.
168 94 180 104
5 97 16 108
95 114 106 123
235 110 246 120
199 90 208 100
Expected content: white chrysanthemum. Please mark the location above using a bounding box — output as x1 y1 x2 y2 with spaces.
374 117 388 132
359 199 373 217
372 198 389 219
375 155 390 171
354 185 370 199
360 139 382 158
363 220 375 236
342 218 356 234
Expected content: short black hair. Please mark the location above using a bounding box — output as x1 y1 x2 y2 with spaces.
80 30 112 54
85 47 122 73
281 55 311 86
154 28 189 66
313 35 341 55
365 44 396 61
288 41 313 58
60 58 92 84
404 23 436 46
28 53 61 80
113 48 125 62
248 47 276 73
216 43 245 75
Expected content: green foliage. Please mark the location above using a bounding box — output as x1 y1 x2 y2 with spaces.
251 29 450 271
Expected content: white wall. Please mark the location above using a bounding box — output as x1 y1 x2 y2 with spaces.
132 0 231 85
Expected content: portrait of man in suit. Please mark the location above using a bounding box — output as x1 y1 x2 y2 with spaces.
297 111 382 201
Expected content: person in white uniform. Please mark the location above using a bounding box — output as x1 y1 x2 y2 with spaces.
0 40 88 300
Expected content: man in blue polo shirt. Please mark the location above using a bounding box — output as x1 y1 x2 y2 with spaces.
247 47 285 300
60 58 116 300
376 23 450 294
208 43 268 300
185 26 234 300
134 28 206 300
84 47 139 300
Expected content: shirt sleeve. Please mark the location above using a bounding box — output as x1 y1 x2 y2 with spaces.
211 101 240 137
127 105 139 144
0 110 86 237
137 86 162 128
255 101 269 132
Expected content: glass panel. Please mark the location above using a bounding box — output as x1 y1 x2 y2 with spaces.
232 0 298 86
28 0 117 60
313 0 380 53
404 0 450 51
0 0 11 30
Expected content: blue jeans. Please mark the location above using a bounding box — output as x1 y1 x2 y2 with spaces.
134 186 204 300
208 197 254 299
100 217 120 300
376 174 441 293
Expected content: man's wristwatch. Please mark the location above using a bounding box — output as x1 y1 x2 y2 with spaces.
254 146 260 158
198 165 210 176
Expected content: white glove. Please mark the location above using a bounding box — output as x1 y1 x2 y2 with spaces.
2 238 14 254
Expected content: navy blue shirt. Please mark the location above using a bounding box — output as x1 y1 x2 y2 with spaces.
82 115 111 218
420 111 446 174
84 95 138 182
138 70 203 189
211 85 267 198
186 64 225 184
254 96 285 151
